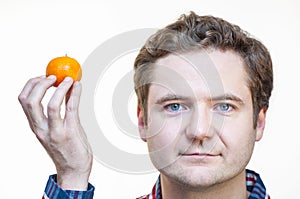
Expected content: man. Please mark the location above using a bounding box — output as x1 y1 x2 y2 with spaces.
18 11 273 199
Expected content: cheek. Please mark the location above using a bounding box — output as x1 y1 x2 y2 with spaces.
146 117 184 170
146 113 183 152
219 116 256 157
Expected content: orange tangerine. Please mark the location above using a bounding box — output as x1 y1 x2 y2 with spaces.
46 55 82 87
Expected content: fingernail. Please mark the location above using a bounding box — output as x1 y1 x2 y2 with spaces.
73 81 80 87
64 77 73 82
47 75 56 80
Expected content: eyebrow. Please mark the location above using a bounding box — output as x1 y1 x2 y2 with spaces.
155 93 244 104
155 94 188 104
210 93 244 104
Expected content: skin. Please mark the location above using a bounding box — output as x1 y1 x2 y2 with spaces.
138 49 267 199
18 76 92 190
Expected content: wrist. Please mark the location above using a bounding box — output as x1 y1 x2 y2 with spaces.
57 171 90 190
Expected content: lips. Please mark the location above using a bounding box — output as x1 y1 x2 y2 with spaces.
181 153 219 157
178 152 221 164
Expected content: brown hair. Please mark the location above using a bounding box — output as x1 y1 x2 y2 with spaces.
134 11 273 127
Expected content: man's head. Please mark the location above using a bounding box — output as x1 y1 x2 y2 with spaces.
132 11 273 190
134 11 273 128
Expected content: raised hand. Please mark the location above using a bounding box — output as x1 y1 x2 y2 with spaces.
18 75 93 190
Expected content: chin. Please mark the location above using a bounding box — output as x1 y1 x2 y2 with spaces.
161 164 225 189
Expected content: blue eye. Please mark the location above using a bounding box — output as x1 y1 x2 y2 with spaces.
166 103 182 112
215 103 233 113
219 104 230 111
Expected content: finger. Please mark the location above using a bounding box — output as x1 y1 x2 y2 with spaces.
21 76 57 129
47 77 74 128
18 76 45 131
65 81 82 120
18 76 44 105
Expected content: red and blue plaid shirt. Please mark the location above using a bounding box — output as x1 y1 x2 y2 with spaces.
43 169 270 199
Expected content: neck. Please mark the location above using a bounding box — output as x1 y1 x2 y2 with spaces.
160 170 249 199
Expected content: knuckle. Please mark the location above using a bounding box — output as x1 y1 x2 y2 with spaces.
47 102 60 113
66 105 76 113
26 100 37 110
18 94 27 103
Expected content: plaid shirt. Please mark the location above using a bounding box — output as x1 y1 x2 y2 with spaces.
43 169 270 199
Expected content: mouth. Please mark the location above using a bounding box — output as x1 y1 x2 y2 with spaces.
178 153 221 165
179 151 222 160
181 153 219 157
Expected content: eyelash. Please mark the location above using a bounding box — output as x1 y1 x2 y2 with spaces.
164 103 187 113
213 103 236 114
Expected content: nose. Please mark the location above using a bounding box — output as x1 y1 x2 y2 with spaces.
185 104 212 141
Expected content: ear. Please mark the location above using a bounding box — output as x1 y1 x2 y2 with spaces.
137 105 147 142
255 107 267 141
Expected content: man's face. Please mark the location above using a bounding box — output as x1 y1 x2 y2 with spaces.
138 49 266 189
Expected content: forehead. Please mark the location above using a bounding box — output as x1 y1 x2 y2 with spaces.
149 49 250 101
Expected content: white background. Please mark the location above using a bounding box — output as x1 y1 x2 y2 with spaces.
1 0 300 198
